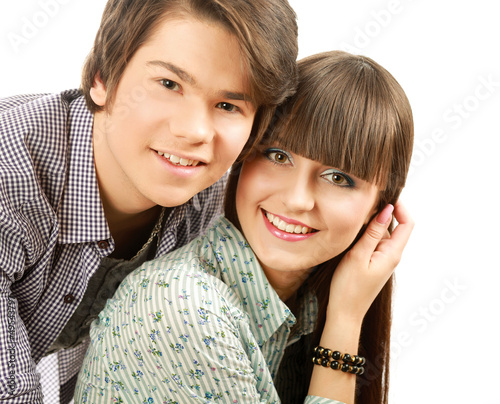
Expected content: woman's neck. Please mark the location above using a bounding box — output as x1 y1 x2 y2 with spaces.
262 265 314 303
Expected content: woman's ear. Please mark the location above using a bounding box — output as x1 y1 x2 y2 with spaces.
364 200 382 226
89 72 107 107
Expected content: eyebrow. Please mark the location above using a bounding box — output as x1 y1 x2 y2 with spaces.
147 60 253 104
147 60 195 84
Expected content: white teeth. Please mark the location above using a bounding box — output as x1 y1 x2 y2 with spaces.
265 212 313 235
156 150 200 167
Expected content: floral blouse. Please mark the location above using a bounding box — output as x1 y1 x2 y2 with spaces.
74 217 343 404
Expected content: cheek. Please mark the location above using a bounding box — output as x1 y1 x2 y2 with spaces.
235 164 255 206
321 200 376 249
327 218 363 248
217 116 254 151
235 161 266 214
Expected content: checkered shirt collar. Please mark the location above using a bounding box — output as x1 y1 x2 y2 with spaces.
57 93 110 244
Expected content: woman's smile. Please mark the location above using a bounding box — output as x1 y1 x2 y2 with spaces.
262 210 317 241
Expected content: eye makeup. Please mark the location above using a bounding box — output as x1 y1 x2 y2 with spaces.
263 148 294 166
320 168 356 188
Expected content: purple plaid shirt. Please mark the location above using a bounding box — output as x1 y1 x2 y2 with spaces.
0 90 225 403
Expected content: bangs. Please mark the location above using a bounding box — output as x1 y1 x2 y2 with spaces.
265 51 411 189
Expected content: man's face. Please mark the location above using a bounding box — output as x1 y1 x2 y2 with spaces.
91 16 256 214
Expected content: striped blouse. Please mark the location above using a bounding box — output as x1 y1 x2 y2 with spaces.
74 217 343 404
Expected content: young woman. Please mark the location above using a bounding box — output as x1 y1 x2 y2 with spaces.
74 51 414 404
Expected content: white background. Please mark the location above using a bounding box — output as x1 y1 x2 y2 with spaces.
1 1 499 403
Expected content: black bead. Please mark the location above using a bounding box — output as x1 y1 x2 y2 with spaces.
332 351 341 360
321 358 329 367
341 363 351 373
343 353 352 363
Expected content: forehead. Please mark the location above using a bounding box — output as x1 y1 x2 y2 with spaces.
132 15 250 94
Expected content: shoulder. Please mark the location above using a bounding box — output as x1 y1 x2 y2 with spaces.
0 92 50 113
0 91 85 266
102 255 246 332
130 258 242 309
0 89 81 118
0 90 85 150
0 90 84 165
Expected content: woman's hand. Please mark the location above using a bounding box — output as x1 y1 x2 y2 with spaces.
327 201 414 323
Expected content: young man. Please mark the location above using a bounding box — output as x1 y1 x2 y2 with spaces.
0 0 298 402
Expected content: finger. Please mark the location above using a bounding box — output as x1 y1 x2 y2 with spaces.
387 201 414 251
375 201 414 259
351 204 394 259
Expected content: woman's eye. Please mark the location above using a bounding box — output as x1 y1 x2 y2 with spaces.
161 79 181 92
322 170 355 187
216 102 239 113
264 148 292 165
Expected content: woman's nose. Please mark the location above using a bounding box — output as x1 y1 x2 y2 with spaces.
281 176 315 213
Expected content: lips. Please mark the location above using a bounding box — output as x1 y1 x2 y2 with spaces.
155 150 201 167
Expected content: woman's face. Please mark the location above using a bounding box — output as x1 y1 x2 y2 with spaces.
236 145 381 281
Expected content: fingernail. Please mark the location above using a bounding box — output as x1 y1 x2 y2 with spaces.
376 204 394 224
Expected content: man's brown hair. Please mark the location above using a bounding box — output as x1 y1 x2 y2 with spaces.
81 0 298 146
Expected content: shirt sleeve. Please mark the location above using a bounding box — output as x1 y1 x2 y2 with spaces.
0 211 44 402
305 395 346 404
0 119 57 402
75 266 282 403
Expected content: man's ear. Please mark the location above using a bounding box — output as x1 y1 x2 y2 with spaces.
89 72 107 107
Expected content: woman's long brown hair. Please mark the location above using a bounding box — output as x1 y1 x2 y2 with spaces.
225 51 414 404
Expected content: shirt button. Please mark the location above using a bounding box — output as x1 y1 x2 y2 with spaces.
98 240 110 249
63 294 75 304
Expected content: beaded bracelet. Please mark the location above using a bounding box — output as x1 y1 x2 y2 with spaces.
312 346 365 375
314 346 366 366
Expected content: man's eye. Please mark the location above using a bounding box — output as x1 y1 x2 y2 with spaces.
217 102 239 113
161 79 181 92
